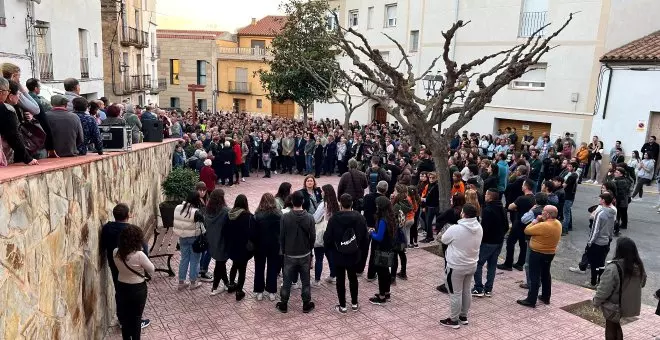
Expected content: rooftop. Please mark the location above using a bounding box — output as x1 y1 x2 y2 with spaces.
237 15 286 37
157 29 233 41
601 30 660 63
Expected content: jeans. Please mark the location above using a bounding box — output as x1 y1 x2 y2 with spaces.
178 236 201 282
357 236 371 274
229 261 248 292
526 250 555 305
376 265 391 295
562 200 574 233
335 264 359 308
503 226 526 267
254 252 281 294
446 266 476 321
524 240 532 285
314 247 335 281
212 260 228 290
615 206 628 231
305 154 313 174
199 251 212 274
632 177 651 198
605 319 623 340
587 244 609 286
473 243 502 293
424 207 438 240
589 160 601 181
280 255 312 304
116 281 147 340
296 154 305 173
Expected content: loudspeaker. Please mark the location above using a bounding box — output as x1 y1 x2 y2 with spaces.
99 126 132 151
142 120 164 142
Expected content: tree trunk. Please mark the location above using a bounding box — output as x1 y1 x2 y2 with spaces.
302 105 308 125
343 113 351 138
428 136 451 211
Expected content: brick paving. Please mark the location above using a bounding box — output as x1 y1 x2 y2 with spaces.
106 172 660 340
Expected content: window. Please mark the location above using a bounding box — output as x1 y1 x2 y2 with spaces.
256 99 263 109
385 4 397 28
170 97 180 108
379 51 390 63
349 10 359 28
409 30 419 52
36 21 52 80
170 59 180 85
251 40 266 55
197 60 207 85
325 11 337 31
0 1 6 27
136 54 142 75
510 63 547 90
135 9 140 29
197 99 207 112
519 0 548 37
367 7 374 29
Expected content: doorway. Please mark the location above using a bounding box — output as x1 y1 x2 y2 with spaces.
374 105 387 124
233 98 246 113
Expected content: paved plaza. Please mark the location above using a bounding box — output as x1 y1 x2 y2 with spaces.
106 173 660 340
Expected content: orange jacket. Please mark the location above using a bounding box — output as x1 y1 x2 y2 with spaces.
576 147 589 164
451 181 465 197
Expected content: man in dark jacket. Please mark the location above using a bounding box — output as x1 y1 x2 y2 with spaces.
365 156 391 194
338 158 369 210
278 191 316 314
324 194 369 312
295 132 306 174
472 189 508 297
362 181 387 279
100 204 150 328
562 162 579 235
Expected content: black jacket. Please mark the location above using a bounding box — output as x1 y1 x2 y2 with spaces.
205 207 230 261
223 209 255 262
100 221 148 282
323 210 368 267
299 187 322 213
0 104 33 164
480 200 508 244
337 169 368 200
564 172 578 201
363 192 384 228
324 141 337 160
425 182 440 208
505 175 527 205
295 138 306 156
436 207 461 227
254 210 282 256
280 210 315 257
483 175 499 192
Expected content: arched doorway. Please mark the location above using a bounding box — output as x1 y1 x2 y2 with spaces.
373 104 387 124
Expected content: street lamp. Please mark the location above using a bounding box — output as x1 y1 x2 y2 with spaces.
423 71 470 102
34 21 49 37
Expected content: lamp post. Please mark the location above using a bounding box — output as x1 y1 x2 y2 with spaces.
422 71 469 102
34 21 49 37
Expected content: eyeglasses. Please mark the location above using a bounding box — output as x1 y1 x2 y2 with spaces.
0 89 8 93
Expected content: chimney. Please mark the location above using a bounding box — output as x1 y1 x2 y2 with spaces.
251 18 257 25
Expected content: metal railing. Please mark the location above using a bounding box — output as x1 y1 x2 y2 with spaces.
138 31 149 48
228 81 251 94
80 57 89 79
130 75 142 91
122 75 131 94
518 11 547 37
142 74 152 89
38 53 53 80
151 45 160 60
121 27 149 48
218 47 270 56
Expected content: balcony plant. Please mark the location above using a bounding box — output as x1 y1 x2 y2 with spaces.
159 167 199 228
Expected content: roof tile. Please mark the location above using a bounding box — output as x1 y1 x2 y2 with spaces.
601 30 660 63
237 15 286 37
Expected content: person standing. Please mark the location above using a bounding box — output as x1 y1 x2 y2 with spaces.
439 204 483 329
612 167 632 234
499 179 535 271
253 193 282 302
277 191 316 314
72 97 103 155
420 172 439 243
472 189 508 297
562 162 579 235
295 132 307 175
324 193 368 313
44 95 84 157
282 131 295 174
173 192 206 291
593 237 646 340
224 194 255 301
517 206 562 307
368 197 397 305
337 158 369 211
631 151 655 201
113 225 155 340
363 181 388 280
581 192 616 289
204 189 231 296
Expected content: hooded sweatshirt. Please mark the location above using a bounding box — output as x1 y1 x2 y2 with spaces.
323 210 369 267
440 217 483 271
589 205 616 246
224 208 255 262
480 200 508 244
205 207 229 261
280 209 315 258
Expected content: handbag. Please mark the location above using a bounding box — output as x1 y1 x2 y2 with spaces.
121 256 151 282
20 122 46 154
373 250 394 267
192 222 208 253
600 262 623 322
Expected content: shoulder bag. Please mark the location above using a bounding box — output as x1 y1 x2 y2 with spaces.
601 262 623 322
349 171 364 211
192 221 208 253
121 255 151 282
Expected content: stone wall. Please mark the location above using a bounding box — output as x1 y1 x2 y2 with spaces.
0 141 176 340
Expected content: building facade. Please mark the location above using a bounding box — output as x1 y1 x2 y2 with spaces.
318 0 660 144
0 0 104 100
101 0 161 107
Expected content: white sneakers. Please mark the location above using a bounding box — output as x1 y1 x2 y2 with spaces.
313 280 321 287
325 277 337 284
210 285 227 296
269 293 277 301
241 178 246 182
569 267 586 274
189 281 203 290
256 293 264 301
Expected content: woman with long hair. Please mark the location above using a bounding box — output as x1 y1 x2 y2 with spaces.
300 175 322 214
223 194 255 301
464 189 481 218
205 189 231 296
408 186 421 248
275 182 292 211
627 150 641 177
391 184 413 281
253 193 282 301
593 237 646 340
631 151 655 201
587 140 604 184
369 196 397 305
312 184 339 285
113 225 155 340
172 191 206 291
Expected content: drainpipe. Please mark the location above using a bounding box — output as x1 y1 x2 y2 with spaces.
451 0 459 60
601 63 613 119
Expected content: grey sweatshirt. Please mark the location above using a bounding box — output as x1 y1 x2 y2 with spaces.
589 205 616 246
280 209 315 258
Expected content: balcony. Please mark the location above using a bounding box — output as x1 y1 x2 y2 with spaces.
120 26 149 48
217 47 272 61
80 57 89 79
151 46 160 61
121 74 151 94
142 74 152 89
518 11 547 38
228 81 252 94
150 78 167 94
38 53 53 80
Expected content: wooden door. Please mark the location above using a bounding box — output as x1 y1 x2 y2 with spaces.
647 112 660 141
272 100 295 119
497 119 551 149
375 107 387 124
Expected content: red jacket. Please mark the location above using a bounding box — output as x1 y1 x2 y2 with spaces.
200 166 217 192
233 143 243 165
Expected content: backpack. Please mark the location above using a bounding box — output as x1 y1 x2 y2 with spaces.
368 169 380 193
20 122 46 154
336 227 359 254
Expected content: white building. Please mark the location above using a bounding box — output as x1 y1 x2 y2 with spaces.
591 30 660 156
0 0 104 100
317 0 660 145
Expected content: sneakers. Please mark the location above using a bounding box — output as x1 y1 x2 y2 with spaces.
241 178 246 182
210 285 227 296
436 284 449 294
396 272 408 280
268 293 277 301
276 302 288 313
177 282 189 291
497 264 513 271
302 301 315 313
313 280 321 287
236 291 246 301
484 291 492 298
582 281 597 290
471 289 484 297
256 293 264 301
369 296 387 305
632 197 643 202
335 305 347 314
365 276 377 282
519 283 529 289
189 281 203 290
569 267 586 274
458 316 469 325
351 303 359 311
227 283 238 293
325 276 337 284
439 318 460 329
140 319 151 329
199 273 213 282
593 181 599 185
413 243 419 248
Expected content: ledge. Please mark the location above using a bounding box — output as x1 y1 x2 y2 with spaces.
0 139 179 184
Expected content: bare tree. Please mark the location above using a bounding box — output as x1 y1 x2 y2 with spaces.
332 14 575 210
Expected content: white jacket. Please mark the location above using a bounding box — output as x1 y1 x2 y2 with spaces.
441 217 483 271
172 202 205 238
